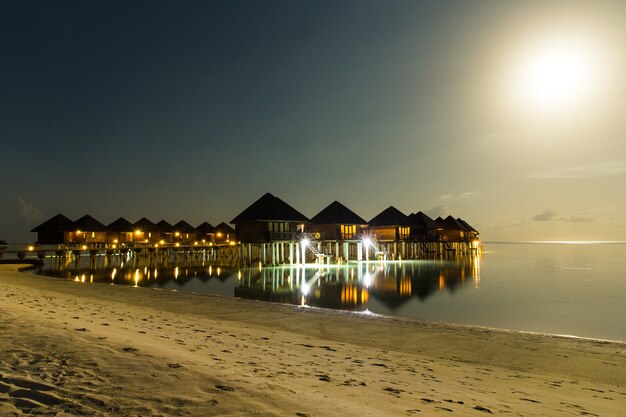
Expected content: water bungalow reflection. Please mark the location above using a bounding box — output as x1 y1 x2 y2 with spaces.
235 257 480 312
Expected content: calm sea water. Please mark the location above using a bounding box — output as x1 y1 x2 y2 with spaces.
29 242 626 342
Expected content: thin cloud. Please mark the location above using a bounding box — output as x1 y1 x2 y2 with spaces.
425 205 448 219
18 197 43 224
560 214 595 223
532 209 558 222
439 191 475 201
529 161 626 179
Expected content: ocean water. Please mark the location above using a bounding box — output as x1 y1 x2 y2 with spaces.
30 242 626 342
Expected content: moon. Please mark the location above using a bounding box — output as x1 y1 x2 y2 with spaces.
510 33 602 116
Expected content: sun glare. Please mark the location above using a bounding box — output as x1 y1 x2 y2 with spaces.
510 33 604 117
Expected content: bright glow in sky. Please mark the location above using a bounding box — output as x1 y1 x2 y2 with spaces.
511 33 602 116
0 0 625 243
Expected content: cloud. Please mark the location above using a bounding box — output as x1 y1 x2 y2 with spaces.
18 197 43 224
439 191 475 201
529 161 626 179
560 214 595 223
532 209 558 222
425 205 448 219
531 209 596 223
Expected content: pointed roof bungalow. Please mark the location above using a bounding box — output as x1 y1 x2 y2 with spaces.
132 218 162 242
107 217 134 233
31 213 75 244
215 222 236 243
73 215 109 232
436 215 469 241
156 220 174 243
172 220 198 243
196 222 216 234
408 211 440 241
230 193 309 242
368 206 412 242
107 217 135 243
457 218 479 237
309 201 368 241
72 215 109 243
196 222 216 243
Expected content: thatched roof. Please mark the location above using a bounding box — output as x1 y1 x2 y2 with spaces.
215 222 236 234
457 218 479 234
172 220 198 234
31 214 75 233
133 217 161 233
310 201 367 225
107 217 134 233
156 220 174 233
368 206 411 227
73 215 109 232
196 222 216 234
408 211 440 231
437 215 467 231
231 193 309 224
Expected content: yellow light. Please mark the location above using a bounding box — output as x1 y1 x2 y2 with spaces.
194 241 198 245
216 232 223 238
113 239 118 243
27 246 34 251
76 230 82 234
155 244 159 248
159 240 165 244
202 239 206 243
82 245 87 250
134 230 141 236
144 239 148 243
229 241 235 246
111 244 117 249
174 231 180 237
175 242 180 247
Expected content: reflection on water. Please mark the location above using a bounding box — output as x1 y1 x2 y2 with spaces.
235 259 480 312
28 243 626 341
32 255 481 315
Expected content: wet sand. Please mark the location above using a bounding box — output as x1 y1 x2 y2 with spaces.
1 264 624 416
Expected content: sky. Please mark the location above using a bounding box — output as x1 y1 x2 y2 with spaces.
1 0 625 243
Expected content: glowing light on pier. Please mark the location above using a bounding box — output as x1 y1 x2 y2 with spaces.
27 246 34 251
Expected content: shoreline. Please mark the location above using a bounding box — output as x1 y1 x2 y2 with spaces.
1 264 625 416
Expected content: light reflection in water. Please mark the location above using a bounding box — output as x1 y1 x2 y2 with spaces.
33 254 481 315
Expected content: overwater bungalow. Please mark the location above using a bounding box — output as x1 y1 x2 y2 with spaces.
457 218 479 241
172 220 198 244
72 215 109 244
132 218 162 243
435 215 469 242
408 211 440 241
368 206 412 259
369 206 411 243
231 193 310 265
106 217 135 244
309 201 368 241
214 222 236 243
308 200 368 261
196 222 216 243
156 220 175 243
31 213 75 244
230 192 309 243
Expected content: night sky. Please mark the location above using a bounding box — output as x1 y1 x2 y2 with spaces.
2 0 625 243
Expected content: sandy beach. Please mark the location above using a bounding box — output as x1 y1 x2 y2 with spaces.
0 264 624 416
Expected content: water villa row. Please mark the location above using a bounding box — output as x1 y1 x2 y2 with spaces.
17 192 479 265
